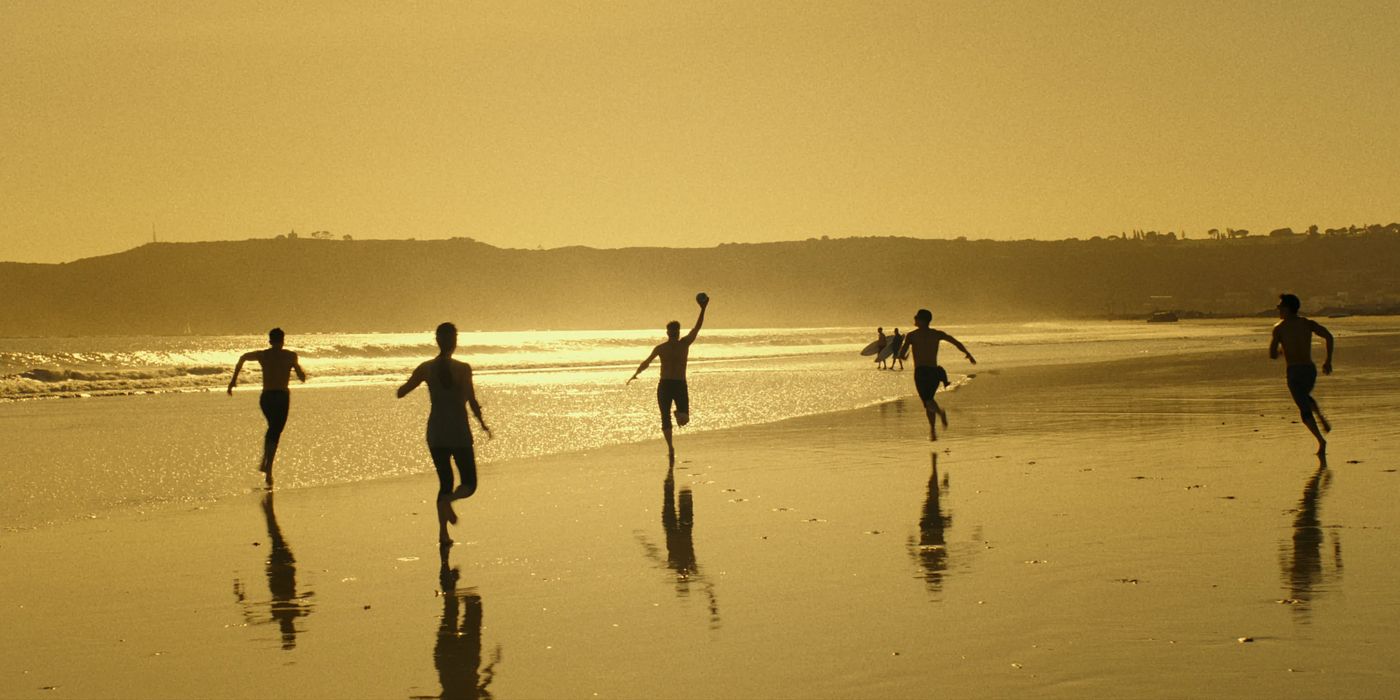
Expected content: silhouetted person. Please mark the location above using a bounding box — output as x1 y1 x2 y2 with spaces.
889 328 904 370
875 327 888 369
1270 294 1334 454
1283 455 1342 621
662 464 698 586
628 294 709 457
233 492 313 650
399 322 492 545
899 309 976 441
427 545 498 700
910 453 951 591
228 327 307 485
645 460 720 626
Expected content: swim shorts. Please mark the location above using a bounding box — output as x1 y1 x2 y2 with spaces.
657 379 690 429
914 366 949 402
1286 363 1317 405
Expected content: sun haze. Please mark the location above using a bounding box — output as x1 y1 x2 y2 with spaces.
2 1 1398 262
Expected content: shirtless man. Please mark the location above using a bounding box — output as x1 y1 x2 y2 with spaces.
899 309 976 441
229 328 307 483
1269 294 1334 454
628 295 709 456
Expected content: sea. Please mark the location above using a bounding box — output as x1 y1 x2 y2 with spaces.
0 319 1350 530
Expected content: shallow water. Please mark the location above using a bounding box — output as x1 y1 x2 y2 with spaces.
1 318 1392 532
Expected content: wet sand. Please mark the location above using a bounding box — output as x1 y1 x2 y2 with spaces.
3 336 1400 698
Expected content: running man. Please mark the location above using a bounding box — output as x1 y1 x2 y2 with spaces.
628 294 709 456
899 309 976 441
1269 293 1334 454
229 328 307 484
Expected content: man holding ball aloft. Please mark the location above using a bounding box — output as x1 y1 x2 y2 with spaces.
628 293 710 458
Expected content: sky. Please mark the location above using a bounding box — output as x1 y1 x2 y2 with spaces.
2 0 1398 263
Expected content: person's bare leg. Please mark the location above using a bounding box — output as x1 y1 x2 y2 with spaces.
924 400 939 441
437 499 457 546
1297 399 1326 453
1312 399 1331 433
260 439 277 485
663 423 675 457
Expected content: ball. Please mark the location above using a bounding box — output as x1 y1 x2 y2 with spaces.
696 292 709 305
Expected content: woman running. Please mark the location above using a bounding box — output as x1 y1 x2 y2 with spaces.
398 322 492 544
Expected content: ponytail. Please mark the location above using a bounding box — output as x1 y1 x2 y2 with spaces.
434 322 457 388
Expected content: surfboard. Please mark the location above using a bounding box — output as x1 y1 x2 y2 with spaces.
860 339 883 356
876 338 901 363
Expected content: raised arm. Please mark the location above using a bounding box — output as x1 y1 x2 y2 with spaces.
397 363 427 398
683 297 708 343
1312 321 1334 374
463 366 491 439
628 346 662 384
944 333 976 365
228 351 256 395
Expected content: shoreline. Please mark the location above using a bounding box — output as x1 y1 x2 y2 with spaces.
5 331 1400 698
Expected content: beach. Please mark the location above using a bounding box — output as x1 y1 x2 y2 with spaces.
3 322 1400 698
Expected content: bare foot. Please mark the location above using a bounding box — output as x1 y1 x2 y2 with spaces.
1319 415 1332 433
437 499 459 524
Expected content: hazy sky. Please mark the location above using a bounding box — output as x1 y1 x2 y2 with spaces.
3 1 1398 263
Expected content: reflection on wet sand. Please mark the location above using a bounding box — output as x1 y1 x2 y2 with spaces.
232 492 314 650
909 452 952 593
419 545 500 700
637 458 720 627
1281 455 1343 621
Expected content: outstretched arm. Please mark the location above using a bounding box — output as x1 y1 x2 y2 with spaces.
1313 321 1334 374
945 334 976 365
683 297 709 343
397 364 426 398
628 347 661 384
228 352 255 395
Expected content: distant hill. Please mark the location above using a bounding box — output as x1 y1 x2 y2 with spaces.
2 235 1399 336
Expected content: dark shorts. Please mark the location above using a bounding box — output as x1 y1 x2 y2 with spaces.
657 379 690 428
914 366 949 402
259 390 290 438
1287 364 1317 405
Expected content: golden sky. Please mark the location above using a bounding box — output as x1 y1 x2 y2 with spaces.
2 0 1397 263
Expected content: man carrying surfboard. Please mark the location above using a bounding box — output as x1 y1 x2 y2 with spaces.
628 293 709 457
899 309 975 441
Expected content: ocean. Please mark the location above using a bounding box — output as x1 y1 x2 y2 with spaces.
0 319 1361 531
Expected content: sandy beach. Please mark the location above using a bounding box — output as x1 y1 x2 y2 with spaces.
3 330 1400 699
